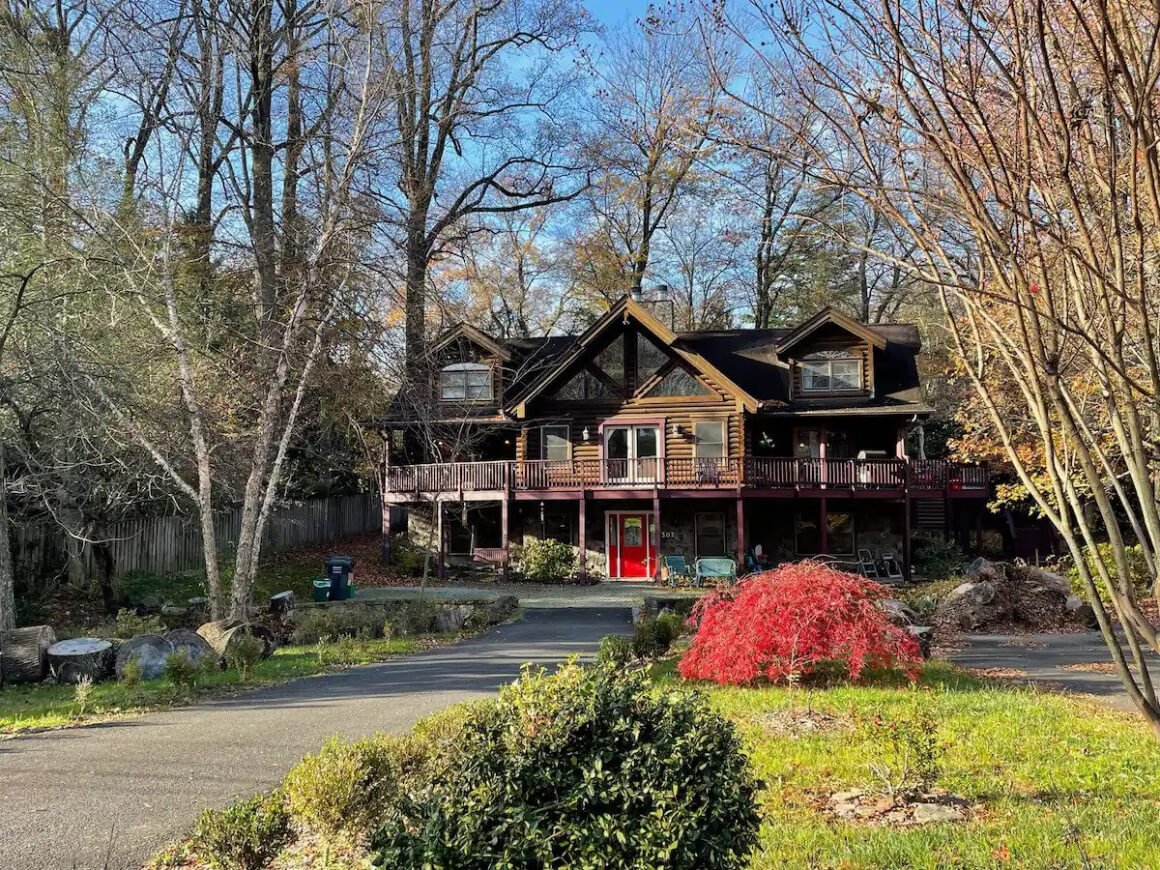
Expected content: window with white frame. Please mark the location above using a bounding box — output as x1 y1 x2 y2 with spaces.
800 357 861 392
540 425 570 461
440 362 493 401
693 421 726 458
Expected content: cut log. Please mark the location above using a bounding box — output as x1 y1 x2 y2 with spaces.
269 591 296 616
115 634 175 680
0 625 57 685
47 638 114 684
165 629 215 665
197 620 274 660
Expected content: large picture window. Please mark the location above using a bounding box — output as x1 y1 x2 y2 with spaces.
693 421 726 458
540 425 570 461
440 362 492 401
801 358 861 392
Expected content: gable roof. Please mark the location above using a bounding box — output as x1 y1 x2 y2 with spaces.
773 306 887 355
506 296 759 418
431 322 513 361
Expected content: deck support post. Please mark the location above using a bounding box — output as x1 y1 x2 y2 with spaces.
903 492 912 582
436 500 445 581
652 492 661 582
736 498 746 568
501 496 510 579
577 497 587 583
818 496 828 555
381 501 392 567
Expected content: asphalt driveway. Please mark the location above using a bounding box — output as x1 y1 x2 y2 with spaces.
0 606 631 870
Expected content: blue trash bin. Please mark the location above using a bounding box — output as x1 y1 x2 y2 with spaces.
325 555 355 601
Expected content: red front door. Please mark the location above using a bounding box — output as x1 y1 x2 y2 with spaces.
608 513 652 579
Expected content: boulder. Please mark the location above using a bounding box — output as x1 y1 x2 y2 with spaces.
165 629 215 665
878 599 918 626
946 581 997 606
964 558 1006 582
115 634 175 680
910 802 968 824
435 604 474 633
1021 565 1070 597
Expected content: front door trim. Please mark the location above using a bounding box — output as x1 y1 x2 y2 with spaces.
606 510 656 580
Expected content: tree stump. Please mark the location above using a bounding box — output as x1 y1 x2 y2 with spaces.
115 634 175 680
0 625 57 685
269 591 295 616
164 630 215 666
197 620 274 661
47 638 114 684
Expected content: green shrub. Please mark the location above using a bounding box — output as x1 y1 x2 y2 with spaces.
164 648 203 689
910 532 967 581
390 534 426 576
191 791 291 870
225 634 264 681
1066 542 1152 601
596 634 634 667
372 662 761 869
390 600 439 636
291 602 440 644
120 657 144 688
863 702 945 799
113 608 166 639
630 612 684 660
315 634 361 668
517 538 576 583
283 735 402 835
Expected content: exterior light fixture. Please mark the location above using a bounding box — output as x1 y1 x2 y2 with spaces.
582 426 590 441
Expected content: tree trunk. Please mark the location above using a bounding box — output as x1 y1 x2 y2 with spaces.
0 625 56 684
0 444 15 631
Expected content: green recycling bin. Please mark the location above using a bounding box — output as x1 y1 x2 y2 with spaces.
312 578 331 602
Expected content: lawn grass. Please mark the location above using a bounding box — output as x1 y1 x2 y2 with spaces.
0 635 435 734
655 660 1160 869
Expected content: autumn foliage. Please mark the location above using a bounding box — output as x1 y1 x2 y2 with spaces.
678 562 922 685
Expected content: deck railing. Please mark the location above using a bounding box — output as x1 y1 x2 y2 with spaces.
385 457 987 494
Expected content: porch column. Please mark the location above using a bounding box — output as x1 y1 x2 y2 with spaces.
819 424 828 487
436 501 445 581
652 492 662 581
500 496 510 579
903 493 912 582
818 497 828 554
381 502 392 567
577 498 587 582
736 498 746 567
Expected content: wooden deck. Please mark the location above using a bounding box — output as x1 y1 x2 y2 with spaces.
383 457 987 501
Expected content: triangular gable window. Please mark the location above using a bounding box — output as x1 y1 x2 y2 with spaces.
550 370 612 401
644 367 714 398
593 334 626 386
636 332 668 382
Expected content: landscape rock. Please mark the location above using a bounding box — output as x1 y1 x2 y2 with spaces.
165 629 215 665
436 604 474 633
1019 565 1070 597
115 634 175 680
909 802 968 825
160 604 189 618
934 560 1076 633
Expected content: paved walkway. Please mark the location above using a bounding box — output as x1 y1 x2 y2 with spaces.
948 631 1160 712
0 606 631 870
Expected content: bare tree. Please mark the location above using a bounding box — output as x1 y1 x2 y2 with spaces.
734 0 1160 734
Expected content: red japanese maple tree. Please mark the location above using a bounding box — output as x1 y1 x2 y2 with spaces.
679 562 922 685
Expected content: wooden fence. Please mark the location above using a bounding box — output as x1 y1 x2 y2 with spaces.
12 493 382 585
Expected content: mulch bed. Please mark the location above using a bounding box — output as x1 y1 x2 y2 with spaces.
755 708 849 738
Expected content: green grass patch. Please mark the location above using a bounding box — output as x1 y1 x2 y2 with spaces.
0 635 430 734
658 661 1160 868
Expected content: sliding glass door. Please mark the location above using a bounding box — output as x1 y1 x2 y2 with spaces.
604 425 660 483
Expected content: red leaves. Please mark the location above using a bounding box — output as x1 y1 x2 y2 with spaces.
678 562 922 686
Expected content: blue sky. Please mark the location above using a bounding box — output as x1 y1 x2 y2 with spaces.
585 0 651 27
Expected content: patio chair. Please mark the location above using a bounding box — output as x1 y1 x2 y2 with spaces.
694 557 737 587
857 548 881 579
661 554 693 587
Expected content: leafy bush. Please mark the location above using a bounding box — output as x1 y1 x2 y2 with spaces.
390 534 426 576
283 735 402 835
517 538 576 583
120 657 144 688
191 791 292 870
164 648 204 689
898 578 964 622
113 608 167 639
910 532 967 581
315 634 361 668
630 611 685 660
864 703 945 799
596 634 634 667
679 561 923 685
225 634 265 681
372 662 761 869
1066 542 1152 601
291 601 440 644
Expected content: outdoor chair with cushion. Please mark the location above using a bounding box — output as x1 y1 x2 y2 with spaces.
694 557 737 587
661 554 693 587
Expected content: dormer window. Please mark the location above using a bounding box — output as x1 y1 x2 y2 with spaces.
440 362 493 401
801 356 861 392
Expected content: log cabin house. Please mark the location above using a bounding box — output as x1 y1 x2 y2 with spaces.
380 292 989 581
